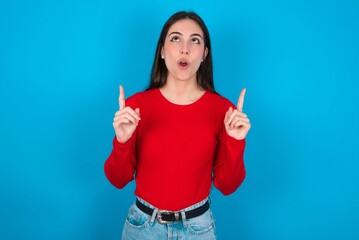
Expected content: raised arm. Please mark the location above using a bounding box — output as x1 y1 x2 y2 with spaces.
104 86 141 189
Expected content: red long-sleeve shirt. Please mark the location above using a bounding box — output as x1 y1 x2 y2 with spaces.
104 88 246 211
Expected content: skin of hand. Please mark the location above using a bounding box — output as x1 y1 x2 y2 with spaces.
224 88 251 140
113 85 141 143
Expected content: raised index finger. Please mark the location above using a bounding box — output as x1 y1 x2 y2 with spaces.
119 85 125 110
237 88 246 112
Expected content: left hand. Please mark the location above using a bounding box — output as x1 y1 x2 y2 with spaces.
224 88 251 140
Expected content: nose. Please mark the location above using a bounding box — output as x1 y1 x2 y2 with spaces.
181 49 189 55
180 43 189 55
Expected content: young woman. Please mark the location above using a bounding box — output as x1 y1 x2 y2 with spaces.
104 11 251 239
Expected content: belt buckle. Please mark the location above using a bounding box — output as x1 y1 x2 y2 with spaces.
157 210 180 224
157 210 171 224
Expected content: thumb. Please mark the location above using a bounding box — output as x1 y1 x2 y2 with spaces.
224 107 232 123
135 108 140 116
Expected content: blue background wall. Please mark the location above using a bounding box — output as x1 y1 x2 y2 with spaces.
1 0 358 239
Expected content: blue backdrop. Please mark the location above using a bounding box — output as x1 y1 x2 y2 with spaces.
1 0 358 239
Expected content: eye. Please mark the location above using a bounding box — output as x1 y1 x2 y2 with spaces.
170 36 180 42
192 38 201 44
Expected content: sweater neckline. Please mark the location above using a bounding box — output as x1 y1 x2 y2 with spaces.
156 88 208 107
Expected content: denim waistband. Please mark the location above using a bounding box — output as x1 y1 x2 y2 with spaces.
136 196 210 212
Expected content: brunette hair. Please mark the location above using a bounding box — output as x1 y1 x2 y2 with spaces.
147 11 215 92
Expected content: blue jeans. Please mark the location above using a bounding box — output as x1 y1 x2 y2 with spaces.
122 197 216 240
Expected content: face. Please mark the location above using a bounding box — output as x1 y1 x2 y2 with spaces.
161 19 208 84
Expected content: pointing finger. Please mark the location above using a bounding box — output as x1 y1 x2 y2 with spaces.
119 85 125 110
237 88 246 112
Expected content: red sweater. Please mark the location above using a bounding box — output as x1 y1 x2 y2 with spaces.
104 89 246 211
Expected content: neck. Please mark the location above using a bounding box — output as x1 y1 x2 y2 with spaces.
160 79 205 105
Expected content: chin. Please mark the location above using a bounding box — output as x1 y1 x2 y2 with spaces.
176 73 196 82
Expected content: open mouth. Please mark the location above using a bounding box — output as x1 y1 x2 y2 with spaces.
177 59 190 69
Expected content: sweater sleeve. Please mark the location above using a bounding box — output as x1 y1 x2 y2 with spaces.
104 93 140 189
104 135 137 189
213 127 246 195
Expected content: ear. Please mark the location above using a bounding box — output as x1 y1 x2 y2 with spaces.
203 47 208 60
161 47 164 59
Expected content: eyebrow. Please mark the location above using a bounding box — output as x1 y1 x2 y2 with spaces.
168 31 203 39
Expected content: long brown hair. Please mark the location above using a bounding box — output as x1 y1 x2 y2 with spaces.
147 11 215 92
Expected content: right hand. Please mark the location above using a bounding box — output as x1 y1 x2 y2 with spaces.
113 85 141 143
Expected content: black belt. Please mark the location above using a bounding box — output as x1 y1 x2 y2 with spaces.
136 199 210 224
